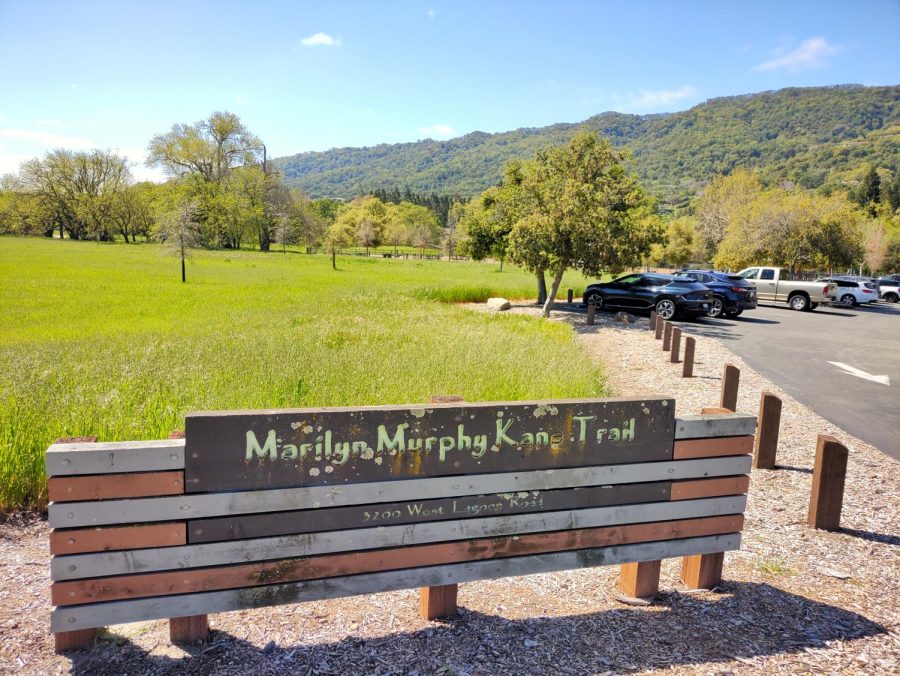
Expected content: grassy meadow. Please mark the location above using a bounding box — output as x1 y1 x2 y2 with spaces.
0 237 605 510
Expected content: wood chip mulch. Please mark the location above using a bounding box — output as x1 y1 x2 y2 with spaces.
1 304 898 675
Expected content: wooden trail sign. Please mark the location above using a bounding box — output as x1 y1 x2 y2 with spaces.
184 398 674 492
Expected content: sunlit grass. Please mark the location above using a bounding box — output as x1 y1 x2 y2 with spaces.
0 237 605 510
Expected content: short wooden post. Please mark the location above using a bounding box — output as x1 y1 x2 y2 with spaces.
170 615 209 644
418 395 464 620
753 392 782 470
619 560 661 600
720 364 740 412
701 407 732 415
670 327 681 363
567 288 573 303
681 552 724 589
649 311 657 331
662 322 673 351
682 337 695 377
54 628 97 653
808 435 849 531
586 303 595 326
654 317 664 340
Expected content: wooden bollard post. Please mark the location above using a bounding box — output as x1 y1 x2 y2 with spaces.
720 364 740 412
753 392 782 470
682 337 695 377
808 435 849 531
670 327 681 363
649 311 657 331
654 317 664 340
419 395 464 619
662 322 673 351
587 303 595 326
567 288 573 304
53 436 99 653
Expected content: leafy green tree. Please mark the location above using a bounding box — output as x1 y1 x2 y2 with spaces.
157 199 203 282
324 219 354 269
650 217 697 268
854 165 881 214
506 132 663 317
694 169 762 258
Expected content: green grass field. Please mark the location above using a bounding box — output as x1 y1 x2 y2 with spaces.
0 237 605 510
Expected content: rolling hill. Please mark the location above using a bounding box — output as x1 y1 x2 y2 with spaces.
272 84 899 209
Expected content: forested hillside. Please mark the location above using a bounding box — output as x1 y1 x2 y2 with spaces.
272 85 899 208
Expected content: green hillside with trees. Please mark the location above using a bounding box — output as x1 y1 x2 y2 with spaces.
272 85 899 210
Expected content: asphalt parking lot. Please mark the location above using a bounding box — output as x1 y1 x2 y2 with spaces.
681 301 900 460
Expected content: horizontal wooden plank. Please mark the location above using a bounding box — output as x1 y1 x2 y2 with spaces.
51 533 740 631
45 439 185 477
671 476 750 501
675 414 756 440
49 524 187 556
49 471 184 503
53 514 743 605
49 455 752 528
186 398 675 492
188 482 671 544
51 495 746 580
673 436 754 460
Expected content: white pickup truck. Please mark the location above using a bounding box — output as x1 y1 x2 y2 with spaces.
736 267 838 311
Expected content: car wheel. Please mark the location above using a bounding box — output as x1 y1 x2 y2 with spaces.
707 297 725 318
885 292 899 303
840 293 856 306
655 298 676 320
585 292 604 310
789 294 810 311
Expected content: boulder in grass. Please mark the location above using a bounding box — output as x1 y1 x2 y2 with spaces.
486 297 511 311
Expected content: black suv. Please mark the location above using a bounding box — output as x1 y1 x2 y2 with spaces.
681 270 757 318
583 273 712 320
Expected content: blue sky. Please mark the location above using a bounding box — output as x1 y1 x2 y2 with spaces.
1 0 898 180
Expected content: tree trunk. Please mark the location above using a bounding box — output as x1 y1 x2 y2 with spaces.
536 269 547 305
332 249 336 270
542 266 567 318
499 257 504 272
181 255 186 283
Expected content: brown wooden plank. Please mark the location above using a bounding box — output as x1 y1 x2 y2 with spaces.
673 436 753 459
49 471 184 503
54 628 97 653
50 523 186 555
720 364 740 411
753 392 782 470
187 481 672 544
184 398 675 493
681 551 724 589
51 514 743 606
670 476 750 501
170 615 208 643
700 407 732 415
682 337 695 377
619 560 661 599
419 584 458 620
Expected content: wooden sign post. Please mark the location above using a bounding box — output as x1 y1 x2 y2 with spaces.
720 364 740 412
808 435 848 531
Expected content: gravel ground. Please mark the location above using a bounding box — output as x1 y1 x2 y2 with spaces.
1 303 898 675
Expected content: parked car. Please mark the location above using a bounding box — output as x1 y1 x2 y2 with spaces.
680 269 757 318
876 278 900 303
816 277 878 306
736 267 837 311
877 273 900 283
583 273 713 320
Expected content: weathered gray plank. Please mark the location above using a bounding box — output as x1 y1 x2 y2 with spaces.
185 398 675 492
51 495 746 580
675 414 757 440
49 455 752 528
50 533 740 631
188 481 672 544
45 440 185 477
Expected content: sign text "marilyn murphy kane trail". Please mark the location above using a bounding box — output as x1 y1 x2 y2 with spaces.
184 398 675 492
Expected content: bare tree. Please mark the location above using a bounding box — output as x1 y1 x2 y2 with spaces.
158 200 202 282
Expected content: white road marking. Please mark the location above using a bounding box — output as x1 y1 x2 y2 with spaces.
827 362 891 386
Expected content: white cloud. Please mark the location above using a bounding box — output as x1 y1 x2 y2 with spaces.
0 127 95 150
627 85 698 109
300 32 341 47
34 119 63 127
753 36 839 72
418 124 454 139
0 152 32 176
427 9 436 18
